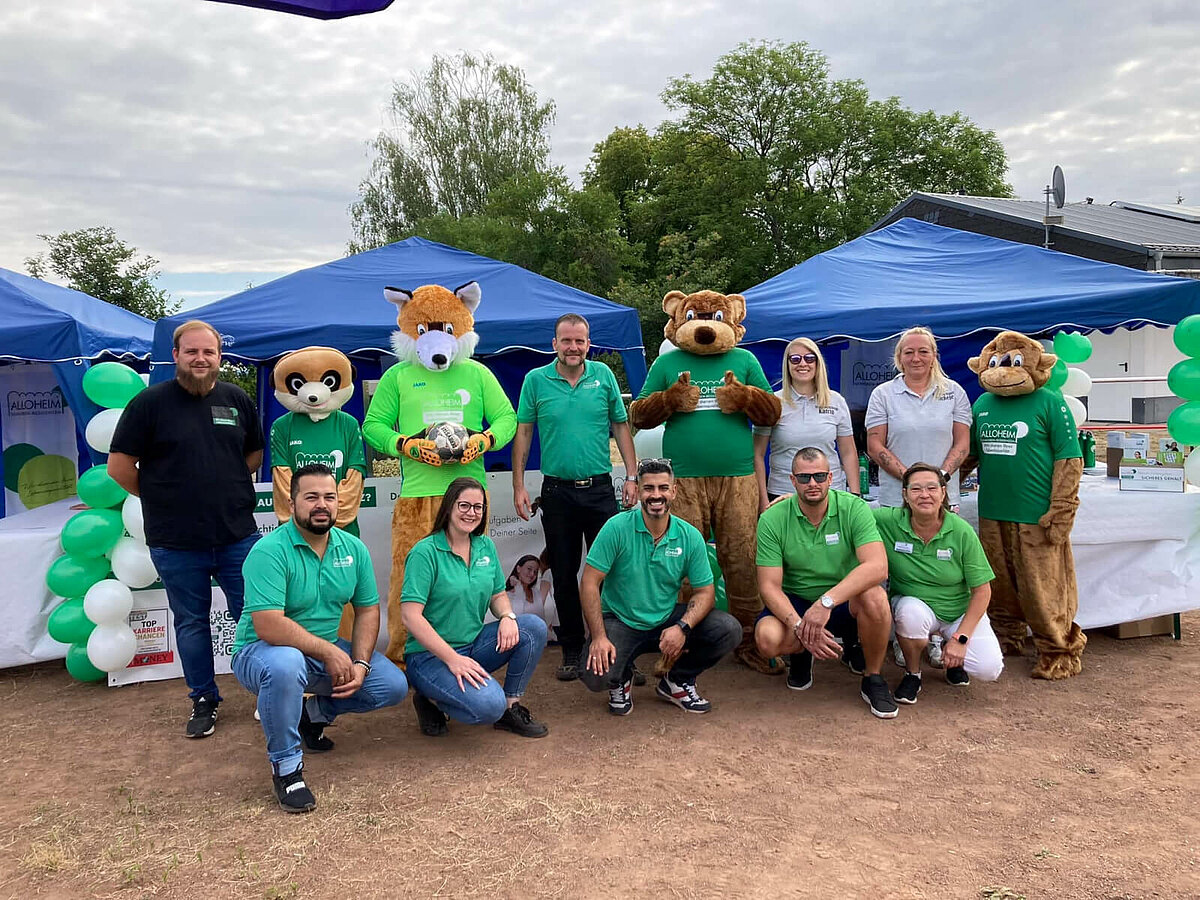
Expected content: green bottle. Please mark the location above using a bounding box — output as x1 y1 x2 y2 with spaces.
859 454 871 497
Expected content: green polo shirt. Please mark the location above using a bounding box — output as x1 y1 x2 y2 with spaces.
585 508 713 631
756 490 882 599
400 532 506 655
872 506 995 622
517 359 627 479
233 521 378 654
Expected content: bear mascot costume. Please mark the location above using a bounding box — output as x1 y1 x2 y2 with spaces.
363 281 516 663
967 331 1086 679
630 289 784 675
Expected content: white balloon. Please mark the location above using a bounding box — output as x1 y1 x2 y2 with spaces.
86 623 137 672
83 579 133 626
121 495 145 543
1063 367 1092 397
633 425 665 460
139 373 150 385
84 407 124 454
658 339 678 356
110 536 159 589
1064 395 1087 427
1185 451 1200 488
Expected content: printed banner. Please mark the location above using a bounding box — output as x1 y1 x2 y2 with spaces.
1 363 78 514
839 340 895 409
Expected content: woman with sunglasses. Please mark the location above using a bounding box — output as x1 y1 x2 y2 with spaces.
400 477 549 738
873 463 1004 704
754 337 859 512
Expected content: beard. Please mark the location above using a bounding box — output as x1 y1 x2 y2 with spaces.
177 367 219 396
295 511 334 535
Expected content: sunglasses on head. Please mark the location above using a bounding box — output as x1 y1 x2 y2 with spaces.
788 353 818 365
636 457 673 474
791 471 830 484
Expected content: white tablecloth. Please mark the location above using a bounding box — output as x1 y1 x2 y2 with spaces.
957 475 1200 629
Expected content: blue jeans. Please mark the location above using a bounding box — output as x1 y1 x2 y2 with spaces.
232 638 409 775
149 532 259 702
405 615 547 725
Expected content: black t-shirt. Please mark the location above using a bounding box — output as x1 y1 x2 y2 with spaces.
110 380 265 550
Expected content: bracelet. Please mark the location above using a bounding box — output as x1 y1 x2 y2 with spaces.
624 475 637 482
352 658 372 674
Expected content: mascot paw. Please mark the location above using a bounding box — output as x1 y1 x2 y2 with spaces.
664 372 701 414
733 645 788 676
401 436 445 467
715 370 748 414
1031 653 1082 680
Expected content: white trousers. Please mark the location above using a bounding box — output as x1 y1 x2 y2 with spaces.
892 595 1004 682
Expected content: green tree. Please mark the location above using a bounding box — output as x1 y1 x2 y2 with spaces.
349 52 557 253
25 226 180 319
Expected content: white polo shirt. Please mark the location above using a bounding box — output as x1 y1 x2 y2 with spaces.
754 388 853 496
864 375 972 507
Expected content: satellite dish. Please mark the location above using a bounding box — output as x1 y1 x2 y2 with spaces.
1052 166 1066 209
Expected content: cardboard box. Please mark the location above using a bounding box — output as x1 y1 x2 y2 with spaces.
1104 614 1176 639
1120 432 1150 464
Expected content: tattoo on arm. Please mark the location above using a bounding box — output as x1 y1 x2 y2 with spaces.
878 450 903 478
942 449 967 473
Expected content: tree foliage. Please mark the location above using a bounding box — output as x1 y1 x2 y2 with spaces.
25 226 179 320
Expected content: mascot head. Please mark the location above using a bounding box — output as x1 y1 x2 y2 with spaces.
663 289 746 356
384 281 480 372
967 331 1055 397
273 346 355 421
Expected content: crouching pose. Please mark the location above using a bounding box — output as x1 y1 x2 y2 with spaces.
874 463 1003 704
232 464 409 814
578 459 742 715
401 477 549 739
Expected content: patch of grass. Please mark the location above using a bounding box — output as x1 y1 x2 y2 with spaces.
1033 847 1060 860
981 889 1027 900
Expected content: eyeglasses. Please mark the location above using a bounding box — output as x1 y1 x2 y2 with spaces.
905 484 943 494
455 501 485 514
791 472 830 484
788 353 818 365
636 457 673 474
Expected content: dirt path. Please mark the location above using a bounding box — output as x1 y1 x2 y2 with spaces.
2 616 1197 899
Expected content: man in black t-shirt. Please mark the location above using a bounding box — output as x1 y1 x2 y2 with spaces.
109 320 265 739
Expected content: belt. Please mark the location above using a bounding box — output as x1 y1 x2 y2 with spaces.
544 474 610 489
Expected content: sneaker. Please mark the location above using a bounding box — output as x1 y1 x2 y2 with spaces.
299 703 334 752
786 652 813 691
860 674 899 719
272 765 316 814
186 696 219 738
608 678 633 716
493 702 549 738
892 639 906 669
556 649 581 682
655 676 712 714
946 666 970 686
841 643 866 676
412 692 449 737
927 635 945 669
894 672 922 705
632 663 647 687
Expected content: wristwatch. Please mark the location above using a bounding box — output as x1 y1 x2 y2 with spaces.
624 476 637 483
676 621 692 638
352 658 372 674
955 633 969 645
500 612 518 623
818 594 836 609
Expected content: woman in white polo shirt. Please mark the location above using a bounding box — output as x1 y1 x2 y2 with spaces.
753 337 859 511
865 327 972 510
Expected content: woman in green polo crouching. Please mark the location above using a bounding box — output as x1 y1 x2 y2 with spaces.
401 477 549 738
873 462 1003 705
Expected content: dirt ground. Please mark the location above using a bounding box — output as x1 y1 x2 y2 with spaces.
2 615 1197 900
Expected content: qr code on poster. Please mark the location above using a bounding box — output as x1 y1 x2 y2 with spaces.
209 609 237 658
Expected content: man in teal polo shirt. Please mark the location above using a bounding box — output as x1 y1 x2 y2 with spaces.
576 459 742 715
232 464 408 813
754 447 897 719
512 313 638 681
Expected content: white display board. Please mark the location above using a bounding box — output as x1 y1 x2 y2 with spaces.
1 363 79 515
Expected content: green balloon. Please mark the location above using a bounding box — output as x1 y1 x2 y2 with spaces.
60 509 124 558
1167 401 1200 445
1047 359 1069 390
1175 315 1200 358
1053 332 1093 364
76 465 128 509
3 443 43 493
65 642 106 683
82 362 145 409
1168 358 1200 401
45 554 110 599
47 597 97 644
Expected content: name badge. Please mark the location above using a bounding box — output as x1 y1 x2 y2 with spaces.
825 533 840 545
937 549 953 561
894 541 914 554
665 547 683 557
210 405 238 426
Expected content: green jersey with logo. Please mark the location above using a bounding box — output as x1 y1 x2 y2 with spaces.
971 388 1081 524
270 410 367 534
636 347 772 478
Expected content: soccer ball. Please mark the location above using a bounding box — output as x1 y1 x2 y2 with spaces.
425 422 470 461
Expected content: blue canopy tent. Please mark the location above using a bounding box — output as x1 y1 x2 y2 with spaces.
150 237 647 473
0 268 155 516
741 218 1200 401
206 0 395 19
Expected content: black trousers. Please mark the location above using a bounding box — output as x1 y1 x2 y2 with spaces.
539 475 619 654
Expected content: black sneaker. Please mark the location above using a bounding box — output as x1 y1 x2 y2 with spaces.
860 674 899 719
493 702 549 738
555 649 581 682
841 643 867 676
299 704 334 752
655 677 712 714
632 663 647 687
272 764 316 814
186 696 219 738
608 677 633 716
946 666 970 686
895 672 922 705
412 692 449 737
786 652 813 691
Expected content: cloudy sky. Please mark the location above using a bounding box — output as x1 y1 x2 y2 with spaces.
1 0 1196 308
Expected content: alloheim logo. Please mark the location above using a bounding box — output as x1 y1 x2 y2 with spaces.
7 388 65 416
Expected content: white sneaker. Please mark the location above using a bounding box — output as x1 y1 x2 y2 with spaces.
892 639 906 668
927 635 945 669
